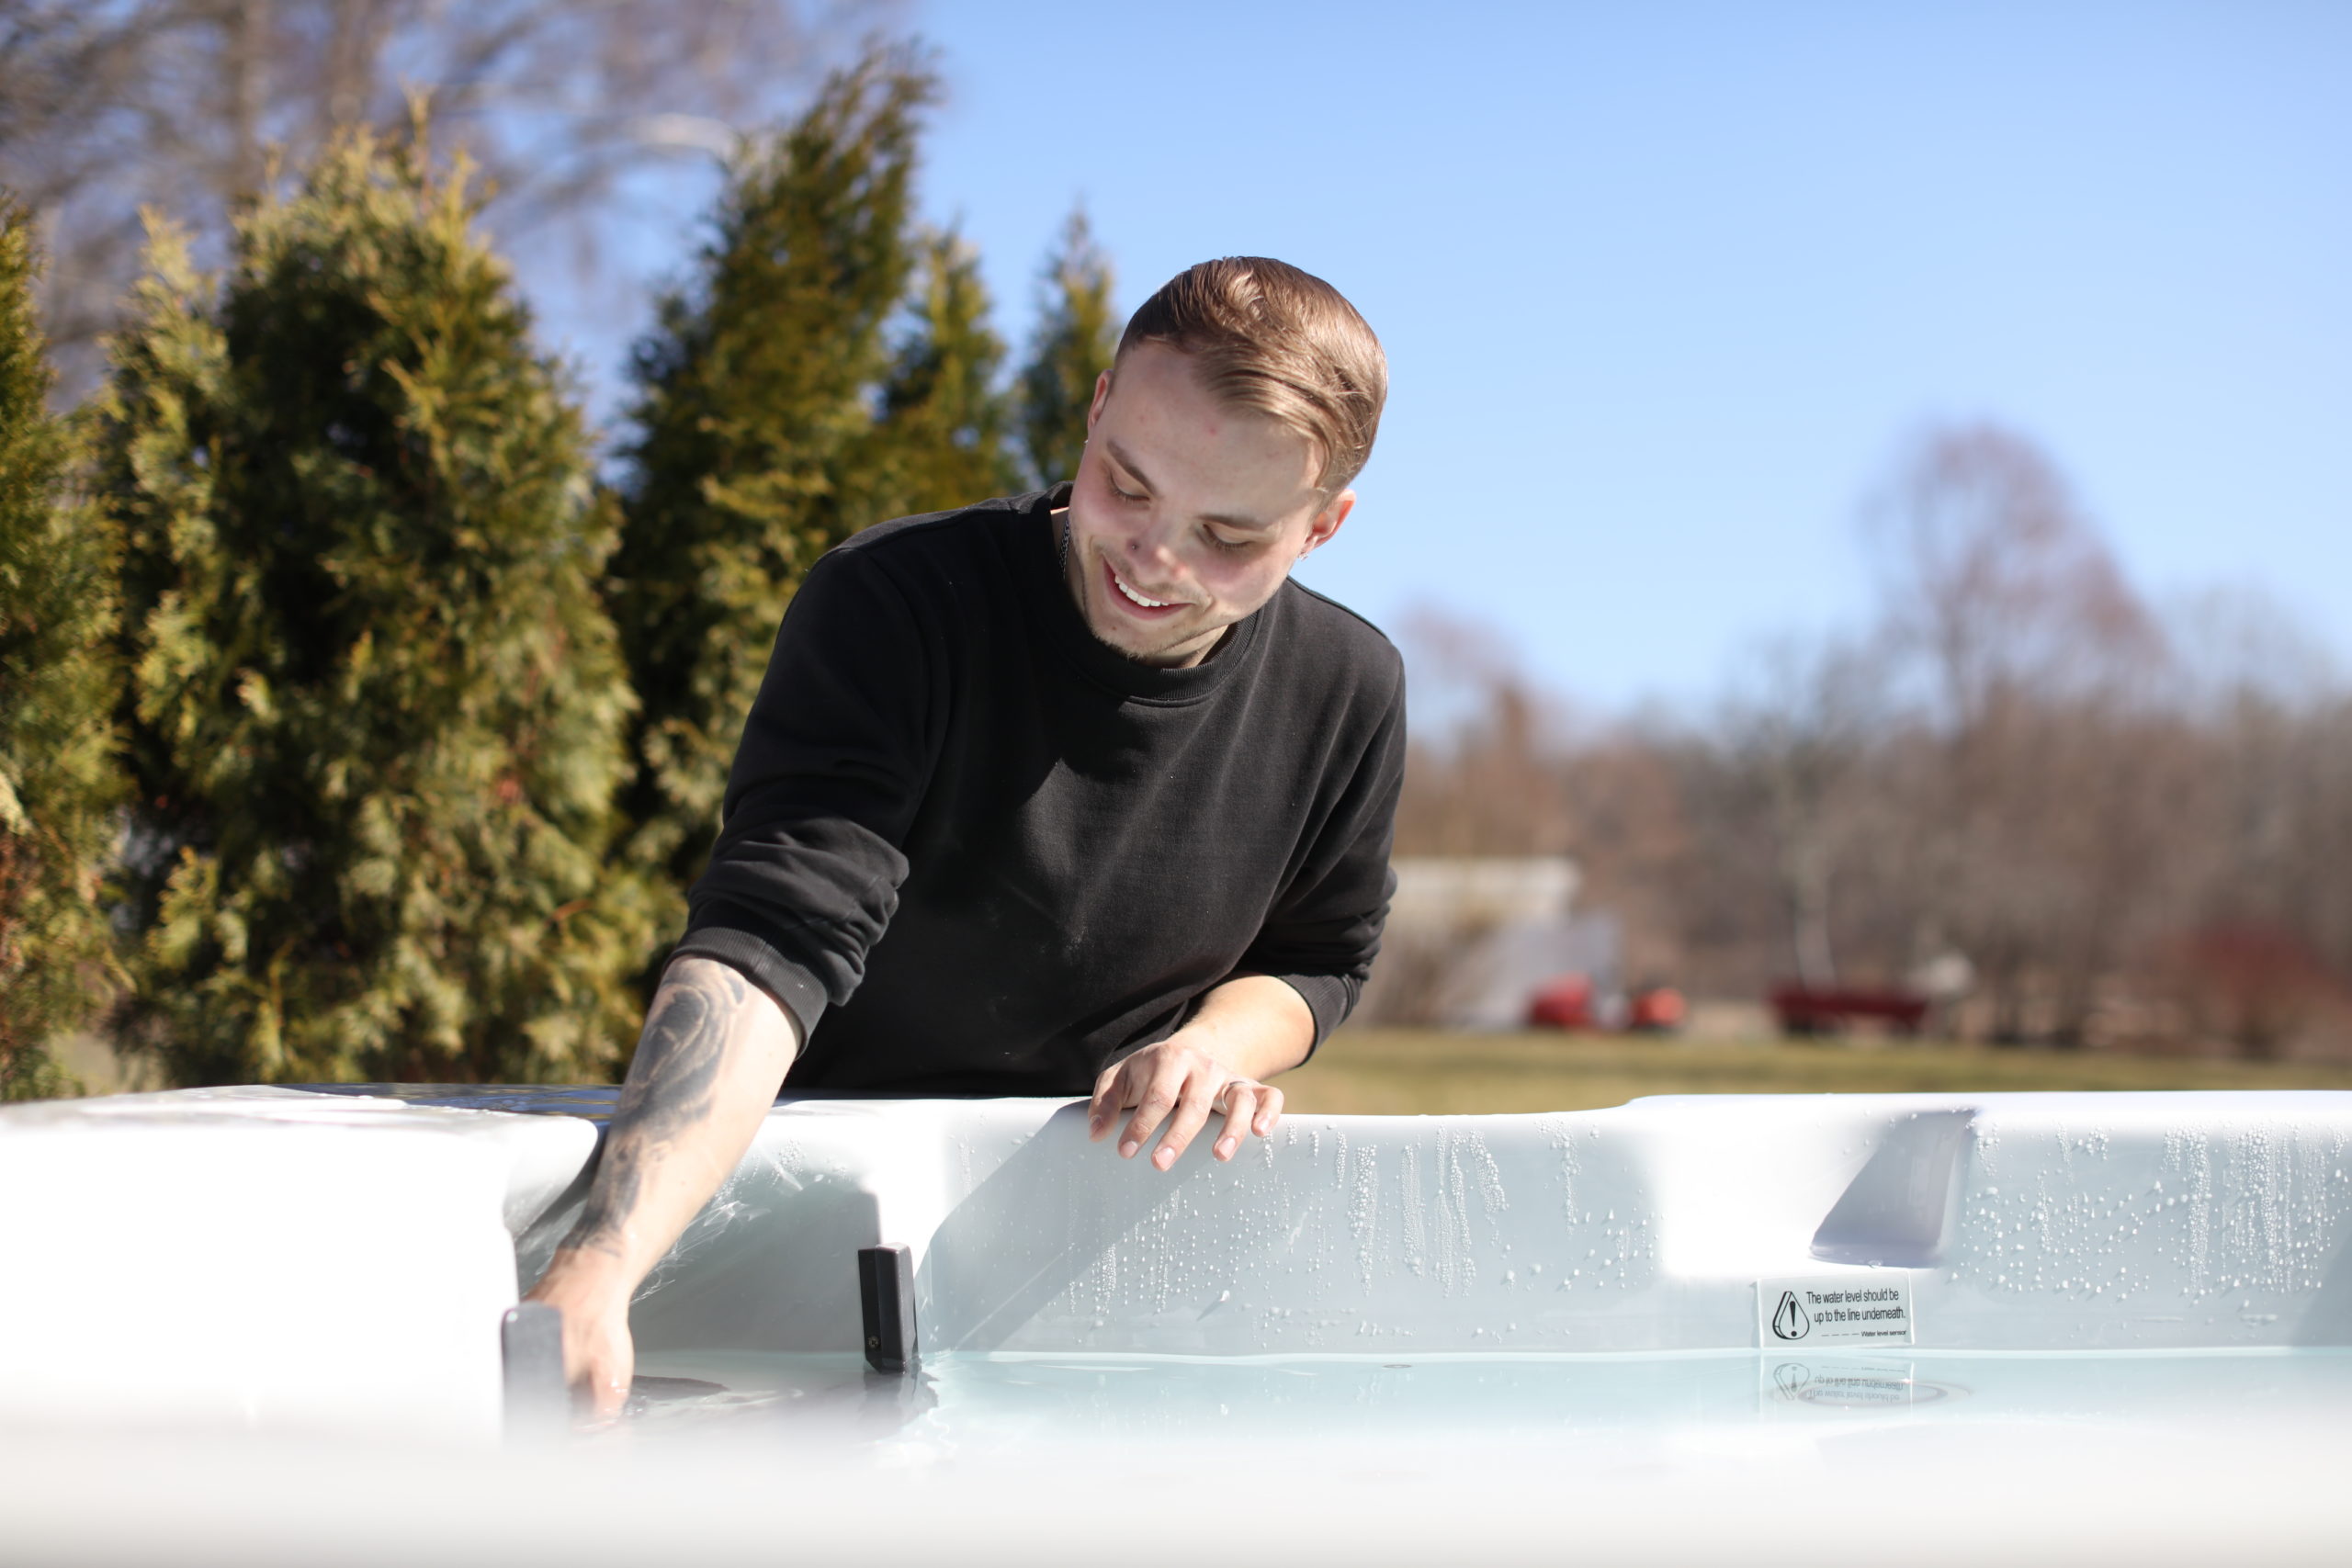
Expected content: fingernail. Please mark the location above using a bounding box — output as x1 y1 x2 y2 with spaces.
1119 1140 1138 1158
1216 1139 1236 1159
1153 1146 1174 1170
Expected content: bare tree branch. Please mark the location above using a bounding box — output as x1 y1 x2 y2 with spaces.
0 0 900 396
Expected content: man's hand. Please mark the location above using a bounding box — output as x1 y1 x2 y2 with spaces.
524 1252 635 1426
1089 1036 1283 1169
1086 974 1315 1170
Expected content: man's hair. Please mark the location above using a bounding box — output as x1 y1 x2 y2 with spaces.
1115 256 1387 493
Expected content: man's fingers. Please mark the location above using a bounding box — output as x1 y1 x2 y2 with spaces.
539 1297 633 1429
1098 1043 1289 1166
1118 1065 1187 1158
1150 1072 1219 1171
1087 1063 1126 1141
1214 1082 1261 1161
1254 1083 1284 1137
569 1327 632 1429
586 1361 630 1427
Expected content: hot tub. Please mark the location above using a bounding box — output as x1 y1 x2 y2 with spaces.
2 1087 2346 1563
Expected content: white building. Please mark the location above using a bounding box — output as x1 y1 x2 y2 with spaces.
1369 856 1622 1029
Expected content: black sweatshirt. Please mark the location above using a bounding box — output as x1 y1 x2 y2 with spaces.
668 484 1406 1096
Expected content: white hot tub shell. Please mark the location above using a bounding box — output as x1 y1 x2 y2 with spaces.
6 1086 2352 1566
3 1086 2347 1443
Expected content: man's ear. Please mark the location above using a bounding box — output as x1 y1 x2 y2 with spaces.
1085 367 1114 433
1298 489 1354 560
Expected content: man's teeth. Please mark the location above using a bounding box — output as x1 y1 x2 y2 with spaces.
1114 572 1175 609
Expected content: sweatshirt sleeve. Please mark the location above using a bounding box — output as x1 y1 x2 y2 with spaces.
1235 657 1408 1058
667 546 944 1043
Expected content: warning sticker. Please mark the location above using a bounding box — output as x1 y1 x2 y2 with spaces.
1756 1273 1915 1347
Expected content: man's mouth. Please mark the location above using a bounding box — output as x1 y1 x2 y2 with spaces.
1105 559 1185 615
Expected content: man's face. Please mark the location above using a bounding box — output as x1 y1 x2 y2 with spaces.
1061 342 1353 668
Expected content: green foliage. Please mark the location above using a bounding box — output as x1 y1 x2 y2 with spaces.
0 195 124 1100
95 128 657 1085
608 46 940 908
872 228 1020 518
1015 206 1119 488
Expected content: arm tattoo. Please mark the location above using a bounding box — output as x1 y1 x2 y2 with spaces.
563 961 755 1260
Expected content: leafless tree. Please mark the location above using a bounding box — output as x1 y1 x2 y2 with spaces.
1714 634 1891 991
1370 610 1577 1027
1390 607 1575 858
1 0 893 393
1857 426 2177 1043
1555 730 1707 992
1865 423 2165 728
2170 666 2352 1055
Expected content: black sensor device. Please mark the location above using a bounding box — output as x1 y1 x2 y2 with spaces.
858 1243 918 1373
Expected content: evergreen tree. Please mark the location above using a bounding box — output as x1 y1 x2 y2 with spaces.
869 228 1020 517
96 127 656 1086
609 46 936 916
1015 206 1119 489
0 196 125 1100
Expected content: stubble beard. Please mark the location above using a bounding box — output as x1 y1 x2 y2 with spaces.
1062 512 1224 668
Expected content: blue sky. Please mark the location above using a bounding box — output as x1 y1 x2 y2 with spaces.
552 1 2351 709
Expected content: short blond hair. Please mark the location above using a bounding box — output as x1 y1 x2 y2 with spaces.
1115 256 1387 493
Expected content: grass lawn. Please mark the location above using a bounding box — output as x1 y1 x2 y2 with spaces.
1277 1027 2352 1115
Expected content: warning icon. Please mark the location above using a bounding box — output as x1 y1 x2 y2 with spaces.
1771 1290 1811 1341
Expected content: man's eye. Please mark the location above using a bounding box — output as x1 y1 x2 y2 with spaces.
1206 530 1252 553
1109 479 1146 502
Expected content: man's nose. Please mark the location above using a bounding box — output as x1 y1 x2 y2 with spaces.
1125 513 1182 576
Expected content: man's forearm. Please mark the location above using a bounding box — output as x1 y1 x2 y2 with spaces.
1181 973 1317 1079
542 955 800 1290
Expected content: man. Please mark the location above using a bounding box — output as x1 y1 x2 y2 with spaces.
528 257 1403 1418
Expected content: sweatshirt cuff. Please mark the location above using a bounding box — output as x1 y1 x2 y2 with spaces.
1262 972 1357 1065
664 924 830 1047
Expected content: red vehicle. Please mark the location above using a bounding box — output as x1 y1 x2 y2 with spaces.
1626 986 1686 1032
1526 974 1595 1030
1525 977 1687 1033
1768 983 1928 1037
